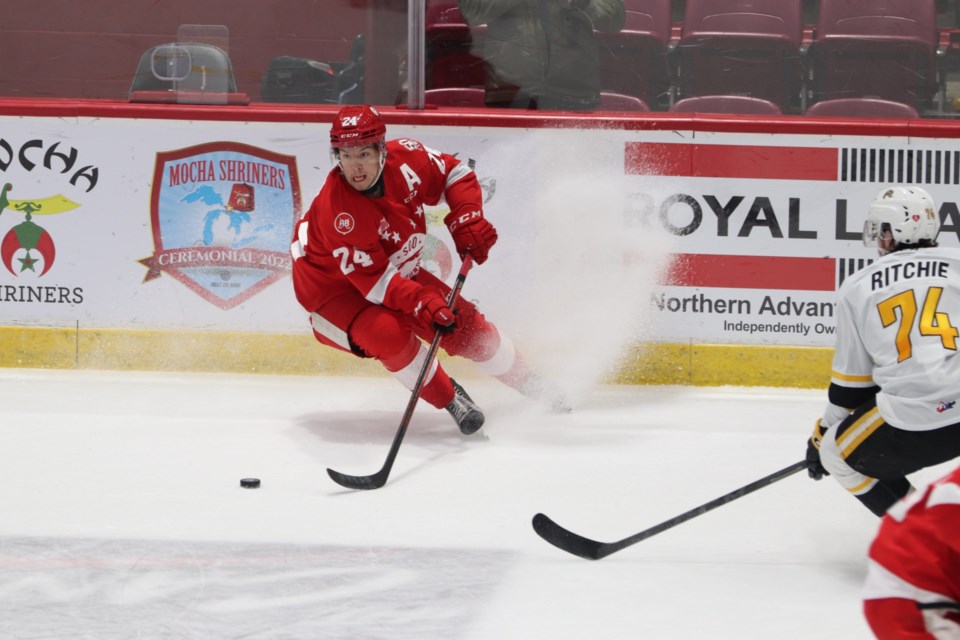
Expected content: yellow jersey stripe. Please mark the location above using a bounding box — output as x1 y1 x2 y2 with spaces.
836 407 878 448
831 370 874 383
848 476 877 494
839 410 885 459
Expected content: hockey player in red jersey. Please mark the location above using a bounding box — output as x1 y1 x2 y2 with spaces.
804 186 960 516
863 464 960 639
291 105 567 434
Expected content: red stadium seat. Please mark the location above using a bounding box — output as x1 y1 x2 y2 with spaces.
596 0 672 109
675 0 804 113
811 0 940 113
598 91 651 111
805 98 919 119
670 95 783 115
425 2 486 89
425 87 485 107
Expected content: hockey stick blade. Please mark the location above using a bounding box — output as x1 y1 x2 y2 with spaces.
326 257 474 491
533 460 807 560
532 513 610 560
327 467 388 491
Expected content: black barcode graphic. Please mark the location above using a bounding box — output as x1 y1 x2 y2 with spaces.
837 257 873 287
840 148 960 185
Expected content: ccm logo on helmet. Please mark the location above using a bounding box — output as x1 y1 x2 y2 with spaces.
334 212 355 235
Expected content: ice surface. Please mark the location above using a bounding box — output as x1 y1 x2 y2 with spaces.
0 368 949 639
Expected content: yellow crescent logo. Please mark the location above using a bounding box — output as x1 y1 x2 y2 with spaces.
10 195 80 215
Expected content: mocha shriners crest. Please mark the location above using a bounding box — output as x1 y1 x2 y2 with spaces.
140 142 301 309
0 183 80 276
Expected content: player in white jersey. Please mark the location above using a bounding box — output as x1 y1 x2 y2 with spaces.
805 186 960 516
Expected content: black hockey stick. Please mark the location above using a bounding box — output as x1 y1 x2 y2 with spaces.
532 460 807 560
327 256 474 490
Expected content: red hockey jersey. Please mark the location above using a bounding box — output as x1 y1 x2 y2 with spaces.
291 138 482 315
864 466 960 625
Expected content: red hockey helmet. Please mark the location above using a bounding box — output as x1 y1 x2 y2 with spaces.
330 105 386 149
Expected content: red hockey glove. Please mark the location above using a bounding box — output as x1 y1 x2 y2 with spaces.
805 419 830 481
412 288 456 333
445 209 498 265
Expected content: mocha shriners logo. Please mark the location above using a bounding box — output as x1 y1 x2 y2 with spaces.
139 143 301 309
0 182 80 276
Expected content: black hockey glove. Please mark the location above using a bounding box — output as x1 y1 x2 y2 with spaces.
805 419 830 481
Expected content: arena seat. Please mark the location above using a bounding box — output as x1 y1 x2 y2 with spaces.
675 0 804 113
424 88 650 111
425 2 486 89
598 91 651 111
804 98 919 119
596 0 672 109
811 0 940 113
424 87 485 107
335 34 366 105
129 42 249 104
669 95 783 115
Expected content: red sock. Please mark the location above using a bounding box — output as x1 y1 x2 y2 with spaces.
419 364 455 408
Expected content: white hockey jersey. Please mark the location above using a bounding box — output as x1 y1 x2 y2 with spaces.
830 246 960 431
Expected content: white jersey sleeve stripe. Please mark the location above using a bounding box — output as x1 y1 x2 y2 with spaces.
848 476 879 494
445 162 472 189
927 482 960 508
364 265 401 305
310 312 351 352
838 407 884 458
863 558 955 603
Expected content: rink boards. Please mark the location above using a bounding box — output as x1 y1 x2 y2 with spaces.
1 103 955 387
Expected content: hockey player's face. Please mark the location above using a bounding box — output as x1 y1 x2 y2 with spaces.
338 145 381 191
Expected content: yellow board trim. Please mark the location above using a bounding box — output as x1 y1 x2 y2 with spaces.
0 326 834 388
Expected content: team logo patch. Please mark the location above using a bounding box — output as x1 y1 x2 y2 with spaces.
936 400 956 413
139 142 301 310
334 212 355 235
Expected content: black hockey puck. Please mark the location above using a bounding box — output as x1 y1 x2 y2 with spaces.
240 477 261 489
